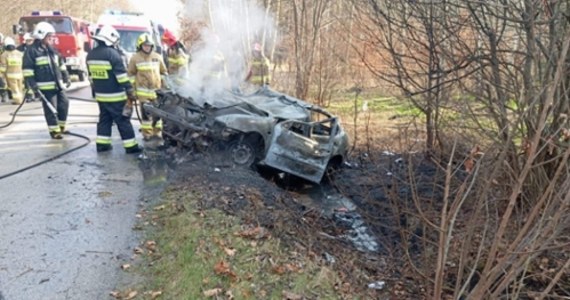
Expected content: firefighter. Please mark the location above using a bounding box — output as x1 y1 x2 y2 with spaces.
0 33 7 102
0 33 4 54
17 33 36 102
162 29 189 78
86 25 143 154
245 42 271 87
207 35 227 85
23 22 71 139
0 37 24 105
16 33 34 53
127 33 167 141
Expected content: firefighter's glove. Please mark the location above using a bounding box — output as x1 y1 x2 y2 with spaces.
122 103 133 118
62 71 71 88
126 91 137 103
32 88 42 99
123 89 136 118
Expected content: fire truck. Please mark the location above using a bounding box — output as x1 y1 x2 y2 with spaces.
96 10 163 62
13 11 93 81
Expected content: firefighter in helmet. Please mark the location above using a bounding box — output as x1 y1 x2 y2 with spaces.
23 22 71 139
246 42 271 87
0 33 6 102
17 33 34 53
0 37 24 104
0 33 4 55
162 29 189 78
127 33 167 142
87 25 143 154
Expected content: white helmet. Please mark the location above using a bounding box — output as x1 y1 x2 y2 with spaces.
32 22 55 40
4 37 15 47
93 25 120 46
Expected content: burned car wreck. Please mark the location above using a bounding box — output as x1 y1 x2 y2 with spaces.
143 86 349 184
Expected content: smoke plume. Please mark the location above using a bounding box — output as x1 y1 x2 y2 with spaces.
178 0 277 105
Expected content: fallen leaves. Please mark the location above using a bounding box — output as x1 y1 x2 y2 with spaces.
282 290 304 300
214 260 238 281
234 225 270 240
145 290 163 299
224 247 237 257
145 240 157 252
203 288 223 297
111 289 162 299
109 289 137 300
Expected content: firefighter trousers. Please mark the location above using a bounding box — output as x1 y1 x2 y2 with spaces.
138 98 162 140
41 90 69 135
96 101 139 150
7 77 23 104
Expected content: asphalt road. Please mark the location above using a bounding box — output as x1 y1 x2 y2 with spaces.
0 83 148 300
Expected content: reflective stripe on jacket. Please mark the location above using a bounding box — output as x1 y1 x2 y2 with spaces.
0 50 23 79
87 44 133 102
127 51 167 100
22 40 67 92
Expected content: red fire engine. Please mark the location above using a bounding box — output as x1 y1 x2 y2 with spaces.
13 11 94 81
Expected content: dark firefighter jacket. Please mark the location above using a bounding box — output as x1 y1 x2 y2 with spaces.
86 44 133 102
22 40 69 92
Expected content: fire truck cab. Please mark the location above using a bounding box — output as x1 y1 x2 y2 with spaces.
13 10 93 81
96 10 163 62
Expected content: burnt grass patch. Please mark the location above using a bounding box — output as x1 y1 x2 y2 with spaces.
157 146 450 297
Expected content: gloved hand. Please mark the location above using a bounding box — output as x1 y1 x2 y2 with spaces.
32 87 42 99
123 89 136 117
122 102 133 118
126 89 137 102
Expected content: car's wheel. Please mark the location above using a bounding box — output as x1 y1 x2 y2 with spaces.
322 156 342 184
227 134 263 167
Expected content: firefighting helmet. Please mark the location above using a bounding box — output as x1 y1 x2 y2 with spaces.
161 29 177 47
137 33 154 50
33 22 56 40
4 37 15 47
93 25 120 47
88 24 98 37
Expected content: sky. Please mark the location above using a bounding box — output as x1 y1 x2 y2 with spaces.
129 0 182 34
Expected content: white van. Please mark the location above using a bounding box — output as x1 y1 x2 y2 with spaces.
96 10 163 61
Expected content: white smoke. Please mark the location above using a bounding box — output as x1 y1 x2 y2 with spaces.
177 0 277 105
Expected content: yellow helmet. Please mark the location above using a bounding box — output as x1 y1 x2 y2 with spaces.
136 33 154 50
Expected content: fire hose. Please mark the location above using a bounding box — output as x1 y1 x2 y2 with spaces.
0 88 92 180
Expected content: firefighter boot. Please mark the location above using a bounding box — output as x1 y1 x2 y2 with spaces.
125 145 143 154
50 132 63 140
1 91 8 103
96 144 113 153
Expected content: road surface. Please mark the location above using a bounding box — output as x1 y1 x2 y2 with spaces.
0 83 149 300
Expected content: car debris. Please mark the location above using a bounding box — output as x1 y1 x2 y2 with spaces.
143 85 349 184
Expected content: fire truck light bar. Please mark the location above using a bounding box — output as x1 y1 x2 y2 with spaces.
31 11 63 16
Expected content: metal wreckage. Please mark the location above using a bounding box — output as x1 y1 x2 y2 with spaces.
143 83 349 184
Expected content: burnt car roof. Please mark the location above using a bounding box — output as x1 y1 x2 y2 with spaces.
208 87 313 121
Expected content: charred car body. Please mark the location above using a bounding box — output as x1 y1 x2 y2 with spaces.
144 86 349 183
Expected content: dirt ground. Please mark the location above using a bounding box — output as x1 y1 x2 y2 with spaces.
141 142 448 298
